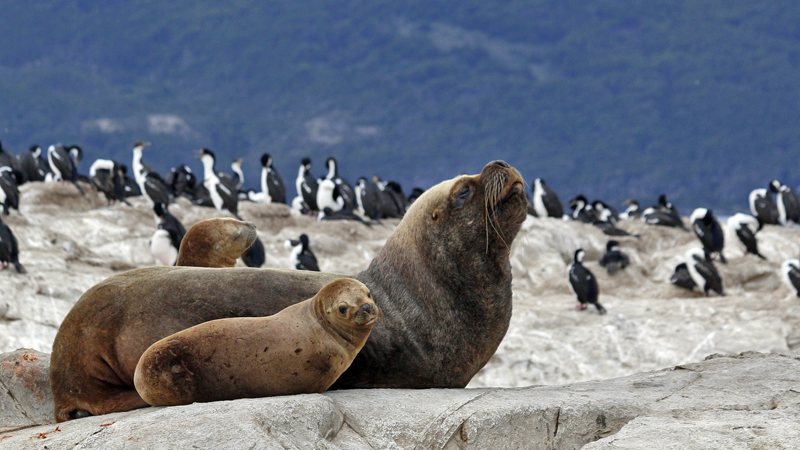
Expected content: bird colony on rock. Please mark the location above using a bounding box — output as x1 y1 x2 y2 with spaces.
522 175 800 312
0 140 425 274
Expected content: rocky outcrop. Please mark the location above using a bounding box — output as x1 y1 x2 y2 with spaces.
1 351 799 448
0 349 53 432
4 183 800 447
5 183 800 392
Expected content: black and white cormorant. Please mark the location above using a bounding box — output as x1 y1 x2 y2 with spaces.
620 198 643 220
375 177 406 218
47 144 85 195
568 195 597 223
530 178 564 218
0 141 14 169
781 259 800 297
408 187 425 205
0 216 25 274
657 194 680 217
131 141 154 186
131 141 170 205
119 164 141 198
670 263 696 291
289 234 319 271
290 196 311 216
15 145 50 183
150 228 178 266
567 249 606 314
241 236 265 268
165 164 197 200
154 202 186 244
324 157 356 210
685 248 724 296
198 148 241 219
599 240 630 275
355 177 382 220
296 157 319 212
690 208 726 263
727 213 765 260
748 188 779 225
89 159 129 206
316 178 345 213
149 202 185 267
230 158 245 193
769 179 800 226
641 196 687 229
592 200 620 224
248 153 286 204
0 167 21 215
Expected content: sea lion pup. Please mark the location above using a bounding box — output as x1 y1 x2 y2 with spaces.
176 218 258 267
134 279 378 406
50 160 526 422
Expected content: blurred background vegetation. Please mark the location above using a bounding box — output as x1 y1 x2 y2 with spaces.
1 1 799 213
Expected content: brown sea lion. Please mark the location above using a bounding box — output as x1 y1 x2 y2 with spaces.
50 160 527 422
177 218 257 267
134 278 378 406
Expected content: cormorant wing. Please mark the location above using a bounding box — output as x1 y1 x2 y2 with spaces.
268 169 287 204
788 264 800 293
144 173 171 205
735 225 757 255
694 257 723 294
569 264 597 303
215 177 239 216
242 237 265 268
543 185 564 218
783 188 800 222
298 251 320 271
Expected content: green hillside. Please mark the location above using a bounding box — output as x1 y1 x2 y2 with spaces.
1 1 799 212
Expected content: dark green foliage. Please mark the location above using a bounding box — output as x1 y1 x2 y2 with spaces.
1 1 799 213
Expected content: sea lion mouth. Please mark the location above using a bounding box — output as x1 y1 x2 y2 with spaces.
230 221 258 249
353 303 380 327
479 161 526 250
481 161 525 218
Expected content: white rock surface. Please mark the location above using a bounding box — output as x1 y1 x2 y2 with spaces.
2 351 799 449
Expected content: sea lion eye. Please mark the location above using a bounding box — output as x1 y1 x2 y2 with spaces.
338 305 348 315
454 186 470 209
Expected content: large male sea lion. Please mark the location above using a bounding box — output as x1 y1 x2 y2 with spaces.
134 278 378 406
50 160 527 422
177 217 258 267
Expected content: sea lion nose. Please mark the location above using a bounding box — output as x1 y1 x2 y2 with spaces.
361 304 372 314
489 160 510 169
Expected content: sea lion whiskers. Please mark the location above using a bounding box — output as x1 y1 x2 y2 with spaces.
483 169 510 251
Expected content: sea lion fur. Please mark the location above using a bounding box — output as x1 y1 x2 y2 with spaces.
134 278 378 405
50 160 527 421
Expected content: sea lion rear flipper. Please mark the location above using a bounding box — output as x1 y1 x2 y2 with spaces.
54 389 147 423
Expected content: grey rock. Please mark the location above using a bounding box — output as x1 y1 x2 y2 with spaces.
1 351 799 449
583 409 800 450
0 349 54 432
